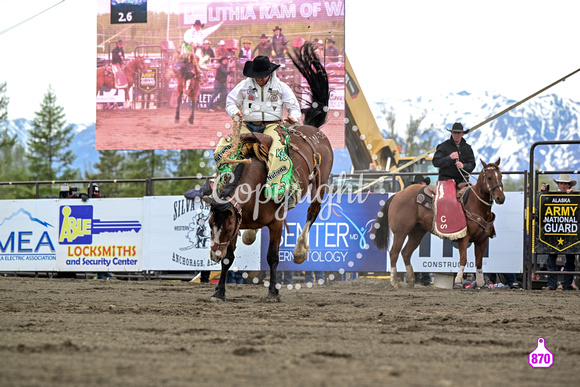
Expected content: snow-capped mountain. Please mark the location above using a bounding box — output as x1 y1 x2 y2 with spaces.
371 91 580 172
4 90 580 176
2 119 98 174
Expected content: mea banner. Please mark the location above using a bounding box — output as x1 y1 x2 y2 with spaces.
0 199 143 272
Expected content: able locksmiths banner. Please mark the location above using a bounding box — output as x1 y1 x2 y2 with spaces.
536 192 580 254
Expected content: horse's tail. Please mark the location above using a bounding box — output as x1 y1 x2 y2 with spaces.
288 42 329 129
373 194 394 251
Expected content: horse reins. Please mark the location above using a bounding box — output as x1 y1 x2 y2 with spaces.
456 164 502 207
457 164 502 235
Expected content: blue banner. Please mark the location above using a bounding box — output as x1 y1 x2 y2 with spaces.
260 193 389 271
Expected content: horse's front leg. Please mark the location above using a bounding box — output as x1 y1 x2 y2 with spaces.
294 201 321 263
123 87 131 109
210 245 235 301
175 92 182 122
473 239 489 288
454 238 470 288
188 102 195 125
266 222 283 301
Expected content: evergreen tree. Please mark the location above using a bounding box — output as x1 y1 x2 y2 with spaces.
0 82 8 123
0 82 32 198
403 112 436 157
26 86 78 195
84 150 127 197
169 149 214 195
123 150 174 196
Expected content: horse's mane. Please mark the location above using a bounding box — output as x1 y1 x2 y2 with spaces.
288 42 330 129
219 163 245 199
210 163 246 228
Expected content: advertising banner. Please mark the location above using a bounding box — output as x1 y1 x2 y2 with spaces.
57 199 144 272
535 192 580 254
0 192 525 273
393 191 525 273
0 200 59 271
142 196 260 271
0 199 143 272
265 193 388 272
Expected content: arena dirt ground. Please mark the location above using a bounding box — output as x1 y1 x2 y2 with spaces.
0 276 578 387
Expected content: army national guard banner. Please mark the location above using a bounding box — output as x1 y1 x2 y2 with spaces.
536 192 580 254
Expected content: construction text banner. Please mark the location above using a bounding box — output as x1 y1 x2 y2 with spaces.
396 191 525 273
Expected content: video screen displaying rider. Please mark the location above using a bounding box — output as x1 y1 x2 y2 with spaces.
96 0 345 151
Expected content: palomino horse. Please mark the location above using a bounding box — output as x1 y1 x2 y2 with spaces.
203 42 333 301
174 54 202 125
373 158 505 289
96 56 147 107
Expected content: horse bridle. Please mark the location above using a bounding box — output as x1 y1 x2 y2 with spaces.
480 165 504 206
210 196 243 253
458 164 503 207
125 57 145 77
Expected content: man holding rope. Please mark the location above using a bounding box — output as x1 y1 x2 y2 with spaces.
213 55 301 208
431 122 476 240
432 122 475 186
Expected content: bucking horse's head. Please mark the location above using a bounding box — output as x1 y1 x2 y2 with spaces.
203 195 242 263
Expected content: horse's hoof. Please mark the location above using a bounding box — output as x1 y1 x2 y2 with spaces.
453 283 464 289
293 249 308 264
242 230 257 245
188 117 194 125
210 295 225 302
175 118 180 123
263 294 281 303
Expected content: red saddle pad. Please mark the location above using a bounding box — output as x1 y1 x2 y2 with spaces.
433 180 467 240
112 64 128 89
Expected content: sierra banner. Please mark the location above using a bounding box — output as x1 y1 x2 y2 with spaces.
535 192 580 254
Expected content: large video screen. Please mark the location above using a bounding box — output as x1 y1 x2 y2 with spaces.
96 0 345 151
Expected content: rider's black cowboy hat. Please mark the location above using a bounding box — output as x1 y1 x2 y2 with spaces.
447 122 470 134
193 20 204 28
243 56 280 78
273 26 282 32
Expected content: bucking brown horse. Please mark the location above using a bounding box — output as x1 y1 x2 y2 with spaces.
174 53 202 125
202 42 333 301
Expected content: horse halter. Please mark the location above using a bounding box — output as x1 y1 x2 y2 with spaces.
210 196 243 254
478 165 504 206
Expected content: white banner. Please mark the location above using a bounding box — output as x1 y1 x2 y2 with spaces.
0 198 143 272
389 192 524 273
0 193 524 273
142 196 260 271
